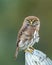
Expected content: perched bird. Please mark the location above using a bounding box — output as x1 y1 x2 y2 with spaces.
15 16 40 58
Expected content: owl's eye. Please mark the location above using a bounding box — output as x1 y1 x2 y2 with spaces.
33 22 38 27
26 20 30 26
26 20 29 26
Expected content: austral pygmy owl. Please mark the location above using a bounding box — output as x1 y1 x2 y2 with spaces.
15 16 40 58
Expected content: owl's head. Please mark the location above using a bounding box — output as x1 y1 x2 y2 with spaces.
23 16 40 31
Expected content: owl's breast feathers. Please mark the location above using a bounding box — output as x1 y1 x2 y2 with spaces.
17 26 35 45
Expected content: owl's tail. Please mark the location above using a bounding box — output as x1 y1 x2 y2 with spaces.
14 47 19 59
14 39 20 59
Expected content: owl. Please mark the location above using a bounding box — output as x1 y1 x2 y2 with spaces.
15 16 40 58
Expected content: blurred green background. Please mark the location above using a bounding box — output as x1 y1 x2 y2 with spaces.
0 0 52 65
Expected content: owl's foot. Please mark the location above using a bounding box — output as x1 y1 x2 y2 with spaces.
25 47 34 53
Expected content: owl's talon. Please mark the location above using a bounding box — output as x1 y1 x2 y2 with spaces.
29 46 34 50
24 47 34 53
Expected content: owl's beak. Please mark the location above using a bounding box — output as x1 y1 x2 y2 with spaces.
30 21 33 25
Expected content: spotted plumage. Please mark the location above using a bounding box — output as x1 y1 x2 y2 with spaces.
15 16 40 58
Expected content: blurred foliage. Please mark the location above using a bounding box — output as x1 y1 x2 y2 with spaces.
0 0 52 65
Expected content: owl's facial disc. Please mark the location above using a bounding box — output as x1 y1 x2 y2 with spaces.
26 19 39 27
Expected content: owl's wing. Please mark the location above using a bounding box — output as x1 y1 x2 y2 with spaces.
16 23 27 45
15 23 27 58
25 49 52 65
